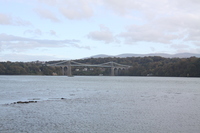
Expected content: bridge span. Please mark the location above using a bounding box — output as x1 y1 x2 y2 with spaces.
47 60 130 76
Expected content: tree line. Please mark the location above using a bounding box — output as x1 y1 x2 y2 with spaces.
0 56 200 77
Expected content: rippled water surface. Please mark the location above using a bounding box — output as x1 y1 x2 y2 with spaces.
0 76 200 133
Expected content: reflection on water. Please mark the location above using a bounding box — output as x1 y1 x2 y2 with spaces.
0 76 200 133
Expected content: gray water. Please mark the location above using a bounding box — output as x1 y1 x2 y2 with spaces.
0 76 200 133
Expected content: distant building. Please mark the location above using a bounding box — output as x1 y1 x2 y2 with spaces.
100 68 105 72
147 73 153 76
83 68 88 71
52 72 57 76
75 69 80 71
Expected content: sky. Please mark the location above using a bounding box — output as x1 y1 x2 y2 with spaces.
0 0 200 62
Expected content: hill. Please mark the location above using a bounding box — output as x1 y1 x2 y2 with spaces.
89 53 200 58
1 56 200 77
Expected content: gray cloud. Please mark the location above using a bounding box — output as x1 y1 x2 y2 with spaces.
0 13 12 25
49 30 57 36
36 0 200 21
24 29 42 36
88 31 113 43
0 13 31 26
102 0 141 15
72 44 91 50
87 25 115 43
104 0 200 46
38 0 95 20
118 6 200 45
34 8 60 22
194 42 200 47
24 29 57 37
171 44 189 49
59 3 93 20
36 0 200 46
0 53 68 62
119 24 179 44
0 33 89 52
3 0 200 51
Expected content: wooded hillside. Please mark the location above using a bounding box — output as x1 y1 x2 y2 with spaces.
0 56 200 77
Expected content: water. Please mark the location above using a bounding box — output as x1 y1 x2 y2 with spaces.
0 76 200 133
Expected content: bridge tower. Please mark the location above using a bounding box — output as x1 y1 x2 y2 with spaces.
61 67 64 75
60 61 72 76
67 61 72 76
47 60 130 76
110 62 115 76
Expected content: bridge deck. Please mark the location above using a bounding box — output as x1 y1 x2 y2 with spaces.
46 60 130 76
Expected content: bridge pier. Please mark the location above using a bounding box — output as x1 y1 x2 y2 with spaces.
48 60 130 76
111 62 115 76
61 67 64 75
67 61 72 76
111 67 114 76
60 61 72 76
111 67 127 76
114 68 119 76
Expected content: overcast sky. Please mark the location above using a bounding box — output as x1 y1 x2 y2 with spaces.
0 0 200 61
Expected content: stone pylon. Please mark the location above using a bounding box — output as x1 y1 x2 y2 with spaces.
67 61 72 76
110 62 115 76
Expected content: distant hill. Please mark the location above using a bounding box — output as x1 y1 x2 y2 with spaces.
89 53 200 58
90 54 113 58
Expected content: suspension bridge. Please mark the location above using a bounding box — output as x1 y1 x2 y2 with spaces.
46 60 130 76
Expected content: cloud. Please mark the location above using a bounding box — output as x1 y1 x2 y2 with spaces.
185 28 200 42
170 43 200 54
49 30 57 36
72 44 91 50
117 1 200 45
38 0 96 20
119 24 179 44
35 0 200 46
24 29 42 36
193 42 200 47
0 53 68 62
101 0 200 46
2 0 200 53
0 13 12 25
36 0 200 21
150 47 155 52
59 3 93 20
0 33 89 52
102 0 200 19
0 13 31 26
102 0 142 15
87 25 115 43
34 8 60 22
171 44 189 48
24 29 57 37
